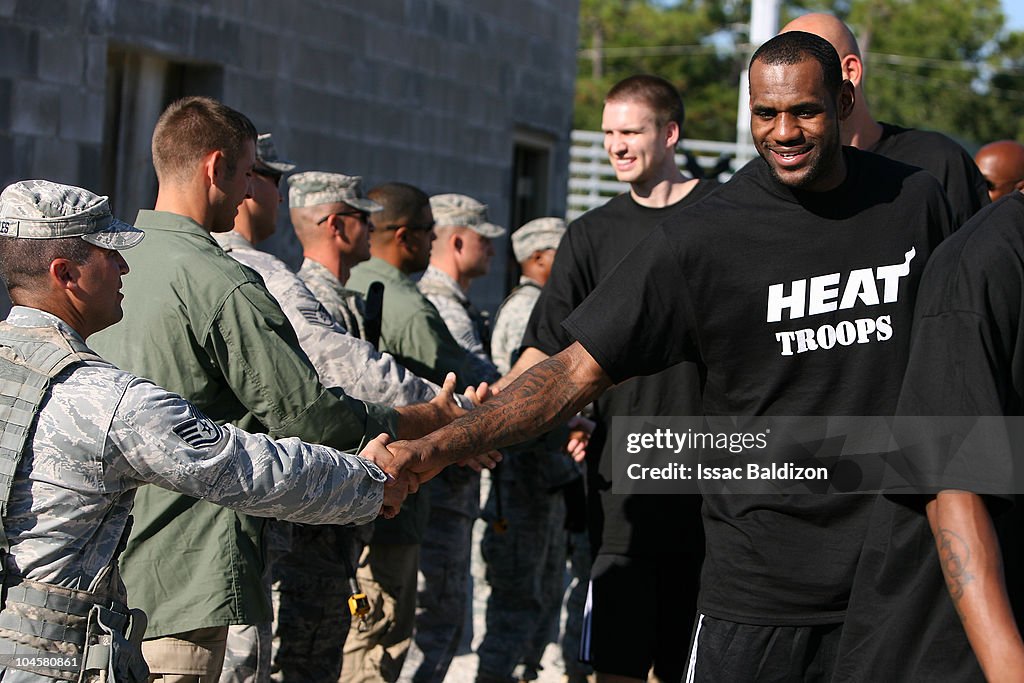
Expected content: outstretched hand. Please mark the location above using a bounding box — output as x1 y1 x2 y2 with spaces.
395 373 467 440
429 372 466 423
457 450 502 473
463 381 492 406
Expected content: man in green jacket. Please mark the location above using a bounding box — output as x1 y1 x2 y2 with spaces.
90 98 459 682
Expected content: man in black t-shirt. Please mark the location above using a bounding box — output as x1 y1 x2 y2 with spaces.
782 13 989 228
834 192 1024 682
382 32 953 682
499 74 716 683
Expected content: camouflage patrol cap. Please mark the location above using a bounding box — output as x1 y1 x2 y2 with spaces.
511 217 566 262
430 194 505 238
256 133 296 173
0 180 144 250
288 171 382 212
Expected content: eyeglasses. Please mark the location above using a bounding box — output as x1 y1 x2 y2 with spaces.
377 221 436 233
253 167 283 187
317 210 371 225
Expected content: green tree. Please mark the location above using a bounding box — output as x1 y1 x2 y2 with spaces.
576 0 747 141
791 0 1024 144
577 0 1024 146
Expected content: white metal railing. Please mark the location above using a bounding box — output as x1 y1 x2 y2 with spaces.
566 129 756 221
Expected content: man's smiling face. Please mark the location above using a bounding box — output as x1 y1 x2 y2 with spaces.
749 57 851 193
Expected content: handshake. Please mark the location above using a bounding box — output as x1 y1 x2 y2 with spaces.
359 372 502 519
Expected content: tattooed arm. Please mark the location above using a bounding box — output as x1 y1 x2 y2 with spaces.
383 342 612 480
927 491 1024 681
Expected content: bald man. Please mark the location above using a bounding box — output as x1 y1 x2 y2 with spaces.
782 13 990 227
975 140 1024 201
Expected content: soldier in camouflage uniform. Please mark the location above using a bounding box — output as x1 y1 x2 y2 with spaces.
477 218 582 683
291 172 380 340
403 195 503 683
216 145 465 683
489 218 563 375
416 195 503 375
0 179 404 683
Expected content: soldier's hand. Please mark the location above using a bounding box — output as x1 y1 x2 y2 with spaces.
464 382 492 406
429 372 467 422
458 450 502 472
380 468 417 518
565 414 595 462
394 373 466 439
359 432 401 477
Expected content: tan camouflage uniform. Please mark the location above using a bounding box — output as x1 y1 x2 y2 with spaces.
298 258 370 341
216 231 444 408
416 266 497 377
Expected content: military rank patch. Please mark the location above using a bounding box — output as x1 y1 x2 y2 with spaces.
173 402 223 449
298 303 335 328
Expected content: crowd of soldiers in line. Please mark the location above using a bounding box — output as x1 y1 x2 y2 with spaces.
4 9 1024 683
0 91 593 683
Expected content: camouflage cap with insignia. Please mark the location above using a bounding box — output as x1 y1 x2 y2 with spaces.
511 217 566 262
430 193 505 239
0 179 144 250
256 133 296 173
288 171 382 212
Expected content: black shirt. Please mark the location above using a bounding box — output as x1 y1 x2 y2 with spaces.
834 193 1024 681
872 121 990 229
523 180 718 557
565 148 953 624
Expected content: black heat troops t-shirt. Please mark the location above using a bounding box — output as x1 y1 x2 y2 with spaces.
523 180 719 557
564 147 954 625
834 192 1024 682
872 121 990 229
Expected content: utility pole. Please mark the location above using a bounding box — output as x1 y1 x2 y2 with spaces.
735 0 781 165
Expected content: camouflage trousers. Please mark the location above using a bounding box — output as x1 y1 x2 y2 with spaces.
219 520 291 683
271 524 365 683
219 623 272 683
475 456 569 683
400 506 475 683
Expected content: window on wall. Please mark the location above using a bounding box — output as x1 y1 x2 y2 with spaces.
102 47 222 219
507 129 554 292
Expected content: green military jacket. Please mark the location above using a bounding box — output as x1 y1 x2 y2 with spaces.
90 210 396 637
348 258 481 391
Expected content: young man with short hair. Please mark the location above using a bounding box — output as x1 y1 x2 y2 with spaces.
502 74 717 683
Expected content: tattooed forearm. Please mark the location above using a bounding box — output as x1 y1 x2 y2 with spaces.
427 345 609 466
937 527 974 617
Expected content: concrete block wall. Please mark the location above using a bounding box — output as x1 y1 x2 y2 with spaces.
0 0 580 317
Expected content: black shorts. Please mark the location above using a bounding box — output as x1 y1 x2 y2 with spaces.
685 614 842 683
581 552 700 681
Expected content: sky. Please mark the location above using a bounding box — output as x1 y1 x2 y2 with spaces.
1003 0 1023 30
